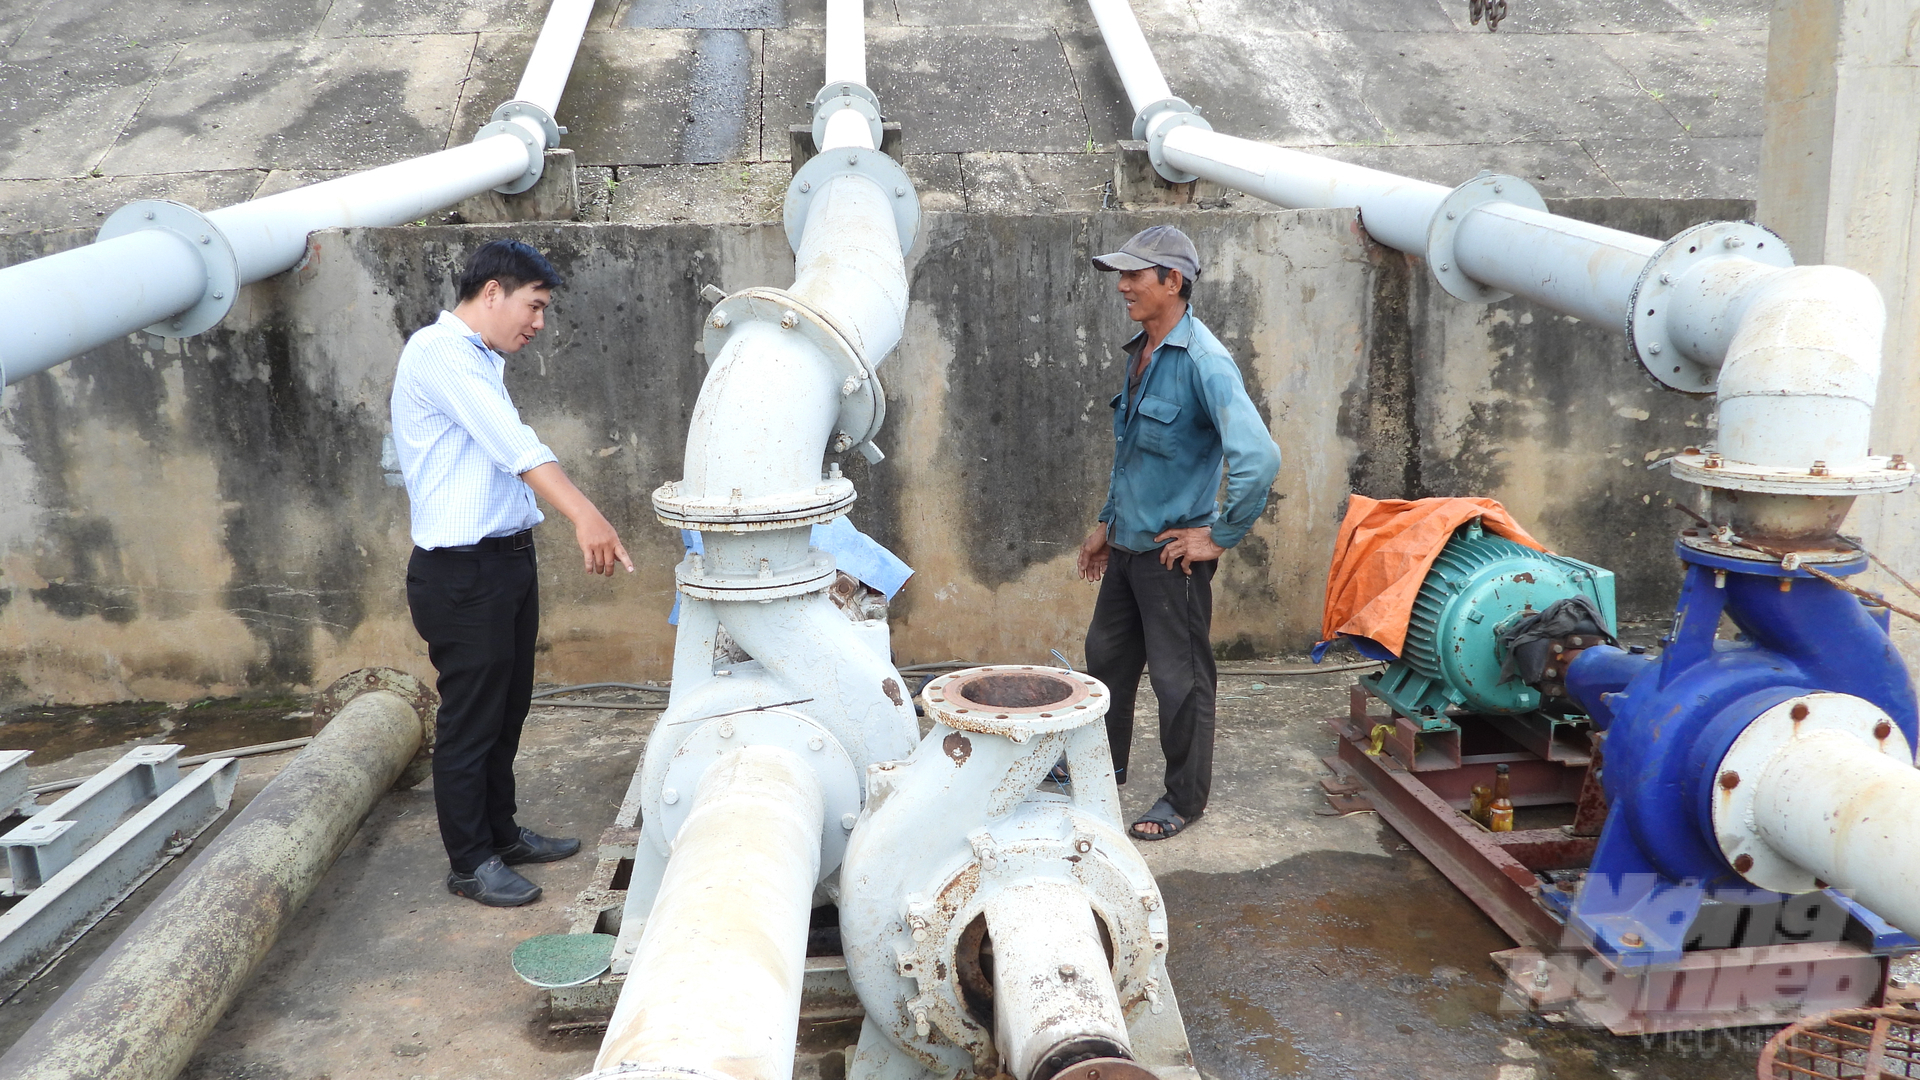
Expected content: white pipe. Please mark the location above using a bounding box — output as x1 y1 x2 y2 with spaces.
0 0 593 385
1159 124 1446 255
1753 729 1920 938
678 320 842 508
591 746 825 1080
824 0 867 87
1085 0 1172 114
984 881 1133 1080
1715 265 1883 471
513 0 596 116
820 107 876 152
1452 202 1663 329
789 175 910 364
0 231 210 385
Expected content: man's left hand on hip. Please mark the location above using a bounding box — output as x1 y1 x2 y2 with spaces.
1154 527 1224 574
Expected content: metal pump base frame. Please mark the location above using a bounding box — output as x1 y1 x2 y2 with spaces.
1321 688 1916 1036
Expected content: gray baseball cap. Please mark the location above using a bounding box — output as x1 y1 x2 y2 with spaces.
1091 225 1201 281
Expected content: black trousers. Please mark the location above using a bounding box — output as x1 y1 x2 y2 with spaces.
406 545 538 873
1084 546 1218 820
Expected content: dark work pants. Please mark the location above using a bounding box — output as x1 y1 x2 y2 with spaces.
406 545 538 873
1084 546 1218 821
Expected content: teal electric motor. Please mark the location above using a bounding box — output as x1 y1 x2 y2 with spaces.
1364 520 1616 729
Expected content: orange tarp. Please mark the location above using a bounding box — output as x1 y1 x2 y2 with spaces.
1319 495 1549 657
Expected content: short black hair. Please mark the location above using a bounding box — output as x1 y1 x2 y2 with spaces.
456 240 565 302
1155 264 1195 301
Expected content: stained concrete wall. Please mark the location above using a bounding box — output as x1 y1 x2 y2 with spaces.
0 198 1751 702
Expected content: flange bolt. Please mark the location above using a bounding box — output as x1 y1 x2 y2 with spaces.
1620 932 1644 947
1874 720 1893 741
1893 454 1910 471
1059 964 1078 979
1733 853 1754 873
1704 453 1723 469
1719 770 1740 790
1809 460 1829 476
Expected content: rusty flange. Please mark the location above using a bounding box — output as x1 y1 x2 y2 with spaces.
921 666 1103 742
310 667 437 788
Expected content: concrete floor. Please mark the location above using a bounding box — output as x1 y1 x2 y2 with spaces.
0 666 1786 1079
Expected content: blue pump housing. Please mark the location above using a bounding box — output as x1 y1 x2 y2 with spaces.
1561 542 1918 966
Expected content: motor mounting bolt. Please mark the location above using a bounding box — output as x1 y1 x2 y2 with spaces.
1551 643 1565 655
1874 720 1893 741
1719 770 1740 790
1544 667 1558 679
1733 853 1755 873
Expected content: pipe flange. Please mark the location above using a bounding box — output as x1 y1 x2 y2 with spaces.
473 112 547 194
1673 534 1867 572
673 548 838 601
1424 173 1547 303
97 200 240 338
656 708 862 879
809 81 886 157
653 475 856 531
783 147 921 259
1133 97 1212 184
490 99 564 146
1627 221 1791 394
310 667 438 788
921 667 1106 743
888 805 1169 1075
1712 692 1913 893
1668 451 1916 495
699 285 888 465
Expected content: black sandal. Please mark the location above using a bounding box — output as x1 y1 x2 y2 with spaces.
1128 796 1196 841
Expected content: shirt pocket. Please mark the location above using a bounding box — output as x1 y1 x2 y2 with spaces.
1135 394 1183 457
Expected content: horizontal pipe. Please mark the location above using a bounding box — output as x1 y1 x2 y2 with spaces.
1753 729 1920 938
0 681 426 1080
208 133 535 284
1086 0 1173 115
1159 125 1447 255
591 745 824 1079
0 230 208 385
513 0 597 117
1453 202 1663 329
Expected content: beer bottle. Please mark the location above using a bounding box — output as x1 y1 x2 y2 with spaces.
1488 762 1514 833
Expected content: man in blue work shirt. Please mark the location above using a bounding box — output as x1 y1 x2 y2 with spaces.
1077 225 1281 841
392 240 634 906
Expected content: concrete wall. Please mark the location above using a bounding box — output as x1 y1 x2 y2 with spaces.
0 198 1755 702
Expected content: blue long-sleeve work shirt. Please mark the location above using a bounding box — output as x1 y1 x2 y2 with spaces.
1099 309 1282 553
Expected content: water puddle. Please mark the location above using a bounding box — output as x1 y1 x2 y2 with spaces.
0 696 315 772
1159 844 1771 1079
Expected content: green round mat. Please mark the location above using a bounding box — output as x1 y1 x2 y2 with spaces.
511 932 617 988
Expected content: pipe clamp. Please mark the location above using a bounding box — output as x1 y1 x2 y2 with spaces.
97 201 240 338
1627 220 1791 394
1424 173 1547 304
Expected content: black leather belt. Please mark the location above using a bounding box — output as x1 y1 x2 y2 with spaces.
440 529 534 553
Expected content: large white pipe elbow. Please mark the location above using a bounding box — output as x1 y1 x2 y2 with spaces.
1715 265 1884 472
591 745 825 1080
1753 729 1920 939
679 321 842 508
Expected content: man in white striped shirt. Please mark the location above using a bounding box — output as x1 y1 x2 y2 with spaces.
392 240 633 907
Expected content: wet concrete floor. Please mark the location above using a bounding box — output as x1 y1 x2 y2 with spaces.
0 668 1783 1079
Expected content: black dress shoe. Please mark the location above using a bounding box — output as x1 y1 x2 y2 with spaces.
494 827 581 865
447 855 541 907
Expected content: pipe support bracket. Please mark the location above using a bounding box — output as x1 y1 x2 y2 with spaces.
810 81 885 154
783 149 921 260
1626 220 1791 394
1424 173 1546 303
1134 97 1211 184
96 201 239 338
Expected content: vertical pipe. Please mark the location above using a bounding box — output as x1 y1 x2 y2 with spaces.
984 880 1133 1080
1085 0 1173 114
591 746 825 1079
1752 730 1920 937
823 0 868 87
513 0 598 115
0 682 427 1080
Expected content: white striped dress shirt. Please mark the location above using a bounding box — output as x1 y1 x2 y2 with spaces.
390 311 558 549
